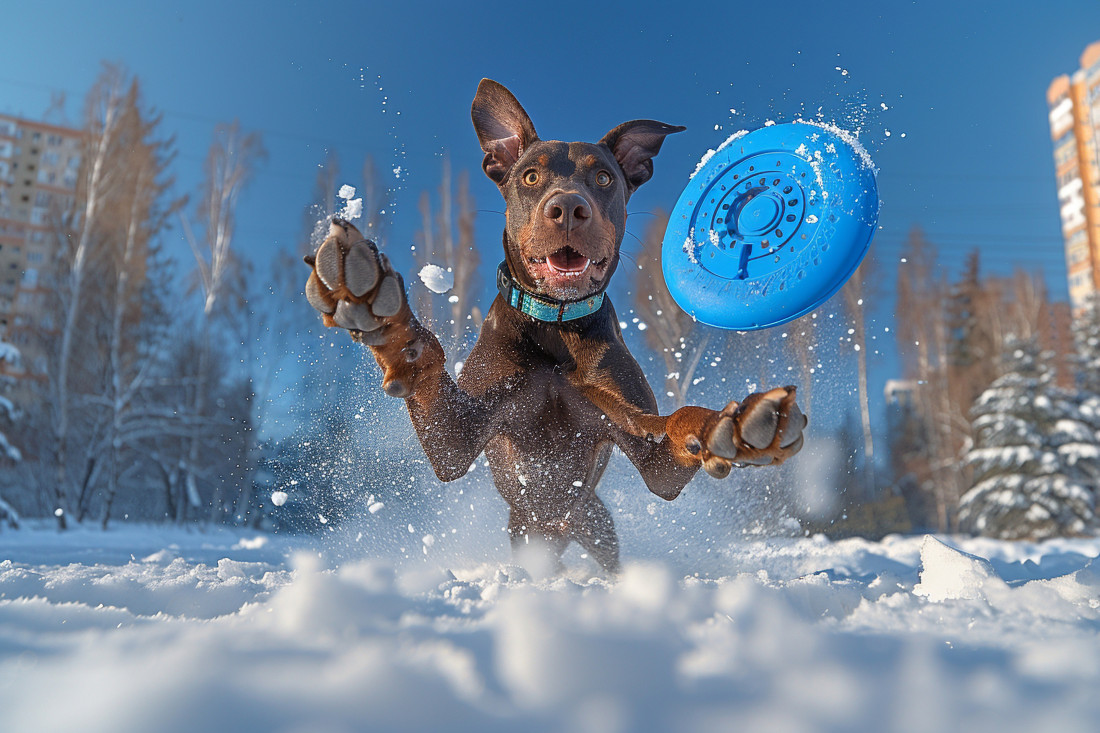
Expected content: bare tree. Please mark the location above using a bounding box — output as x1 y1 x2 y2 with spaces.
96 95 182 528
632 211 709 408
48 64 131 529
360 154 388 240
412 156 481 369
894 227 957 530
841 257 877 499
183 120 265 523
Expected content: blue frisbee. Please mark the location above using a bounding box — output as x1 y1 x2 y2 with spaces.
661 121 879 330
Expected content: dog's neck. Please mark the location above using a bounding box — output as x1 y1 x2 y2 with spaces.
495 260 606 324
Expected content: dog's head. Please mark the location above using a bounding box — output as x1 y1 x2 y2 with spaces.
472 79 684 302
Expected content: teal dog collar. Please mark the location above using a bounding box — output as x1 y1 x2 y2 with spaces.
496 261 605 322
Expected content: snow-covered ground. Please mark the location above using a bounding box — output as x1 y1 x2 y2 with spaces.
2 522 1099 733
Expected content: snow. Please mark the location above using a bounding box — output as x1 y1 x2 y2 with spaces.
418 263 454 294
3 523 1100 731
336 183 362 221
689 130 749 179
795 118 879 173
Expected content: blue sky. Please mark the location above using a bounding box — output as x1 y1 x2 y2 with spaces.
3 0 1099 434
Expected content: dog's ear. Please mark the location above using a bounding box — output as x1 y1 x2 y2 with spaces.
599 120 686 193
472 79 539 185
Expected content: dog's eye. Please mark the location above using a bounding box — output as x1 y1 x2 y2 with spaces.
595 171 612 187
523 170 540 186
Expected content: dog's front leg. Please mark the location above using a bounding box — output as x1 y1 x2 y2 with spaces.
582 384 807 498
304 219 502 481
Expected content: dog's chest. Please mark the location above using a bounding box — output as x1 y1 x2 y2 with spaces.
508 363 609 444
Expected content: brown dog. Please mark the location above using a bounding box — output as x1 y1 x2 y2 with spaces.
304 79 806 572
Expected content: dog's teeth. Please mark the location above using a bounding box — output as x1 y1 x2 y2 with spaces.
372 274 404 317
344 240 380 297
314 238 342 290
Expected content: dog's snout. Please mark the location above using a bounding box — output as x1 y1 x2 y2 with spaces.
543 193 591 230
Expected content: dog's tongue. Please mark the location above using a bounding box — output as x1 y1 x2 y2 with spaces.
547 247 589 273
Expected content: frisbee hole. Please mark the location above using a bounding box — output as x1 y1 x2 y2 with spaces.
748 166 754 171
775 229 783 237
786 215 796 222
822 242 829 251
797 270 805 280
788 199 798 206
772 178 780 186
783 186 792 194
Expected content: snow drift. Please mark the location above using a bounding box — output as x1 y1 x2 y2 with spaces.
2 525 1100 732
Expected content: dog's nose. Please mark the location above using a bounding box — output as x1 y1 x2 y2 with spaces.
543 193 591 230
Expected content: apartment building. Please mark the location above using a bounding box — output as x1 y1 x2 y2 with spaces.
1047 40 1100 314
0 114 82 354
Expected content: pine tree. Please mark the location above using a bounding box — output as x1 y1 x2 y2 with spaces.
1074 293 1100 395
958 334 1098 539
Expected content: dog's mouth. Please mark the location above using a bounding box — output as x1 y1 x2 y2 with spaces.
545 246 591 276
526 246 610 298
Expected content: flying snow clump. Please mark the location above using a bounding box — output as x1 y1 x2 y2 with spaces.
419 264 454 294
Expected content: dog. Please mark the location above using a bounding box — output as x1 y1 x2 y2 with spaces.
304 79 806 573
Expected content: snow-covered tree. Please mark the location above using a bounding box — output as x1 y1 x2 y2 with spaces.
1073 293 1100 395
957 334 1100 539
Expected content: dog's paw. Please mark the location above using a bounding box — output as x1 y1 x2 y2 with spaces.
304 218 410 345
668 387 807 478
305 219 443 398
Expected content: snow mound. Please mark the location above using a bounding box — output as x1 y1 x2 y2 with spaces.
913 535 1004 602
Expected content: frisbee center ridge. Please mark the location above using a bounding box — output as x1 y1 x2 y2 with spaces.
731 187 782 237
